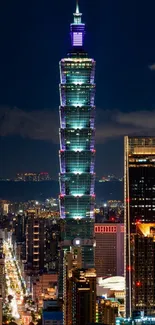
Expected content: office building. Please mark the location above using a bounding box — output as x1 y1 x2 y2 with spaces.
26 210 46 271
63 250 96 325
131 223 155 315
45 218 60 272
42 300 63 325
96 297 119 325
59 0 96 280
13 214 26 243
26 210 60 273
124 136 155 316
95 223 124 277
71 268 96 325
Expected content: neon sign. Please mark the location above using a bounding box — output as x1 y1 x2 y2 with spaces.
95 226 117 233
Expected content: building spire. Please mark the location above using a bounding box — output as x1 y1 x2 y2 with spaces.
71 0 85 47
76 0 79 14
73 0 82 24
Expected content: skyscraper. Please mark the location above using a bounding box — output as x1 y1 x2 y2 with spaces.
124 136 155 316
26 211 45 272
131 223 155 315
95 223 124 278
63 251 96 325
59 0 96 272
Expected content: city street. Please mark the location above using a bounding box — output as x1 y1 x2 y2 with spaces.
3 240 25 324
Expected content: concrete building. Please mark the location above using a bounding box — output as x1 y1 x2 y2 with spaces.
95 223 124 277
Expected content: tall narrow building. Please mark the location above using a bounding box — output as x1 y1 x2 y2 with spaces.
59 0 96 271
124 136 155 317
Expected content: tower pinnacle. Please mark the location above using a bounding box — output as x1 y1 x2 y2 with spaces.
71 0 85 47
73 0 82 24
76 0 79 14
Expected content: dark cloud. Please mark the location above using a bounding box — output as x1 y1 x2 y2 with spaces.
0 107 154 143
95 110 154 142
0 107 58 142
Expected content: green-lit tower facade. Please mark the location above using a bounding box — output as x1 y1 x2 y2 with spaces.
59 1 96 269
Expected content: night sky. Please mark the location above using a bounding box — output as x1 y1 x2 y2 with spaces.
0 0 155 179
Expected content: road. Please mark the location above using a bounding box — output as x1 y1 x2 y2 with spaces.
3 240 25 323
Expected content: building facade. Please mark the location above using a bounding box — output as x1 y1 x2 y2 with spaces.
96 297 119 325
59 0 96 296
26 210 60 273
95 223 124 278
42 300 63 325
124 136 155 316
63 249 96 325
26 211 46 271
131 223 155 315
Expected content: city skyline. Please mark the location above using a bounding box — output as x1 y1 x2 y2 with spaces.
0 2 155 324
0 0 155 178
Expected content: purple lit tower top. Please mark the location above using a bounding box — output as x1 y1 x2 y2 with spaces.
70 0 85 47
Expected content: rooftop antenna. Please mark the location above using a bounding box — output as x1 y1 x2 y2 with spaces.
76 0 79 14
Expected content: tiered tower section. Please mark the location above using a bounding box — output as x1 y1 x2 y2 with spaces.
59 2 96 268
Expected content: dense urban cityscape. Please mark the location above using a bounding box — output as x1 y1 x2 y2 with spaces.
0 1 155 325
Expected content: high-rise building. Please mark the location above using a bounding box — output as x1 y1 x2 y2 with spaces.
13 214 26 243
96 297 119 325
64 250 96 325
131 223 155 315
59 1 96 284
124 136 155 316
45 218 60 272
26 210 60 273
71 268 96 325
95 223 124 278
26 211 46 272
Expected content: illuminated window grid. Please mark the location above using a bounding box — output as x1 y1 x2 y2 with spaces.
60 106 95 129
60 151 95 174
63 219 94 239
60 128 95 151
60 85 95 107
73 32 83 46
60 60 95 85
60 173 95 196
60 195 95 219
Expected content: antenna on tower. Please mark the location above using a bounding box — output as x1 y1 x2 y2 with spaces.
76 0 80 14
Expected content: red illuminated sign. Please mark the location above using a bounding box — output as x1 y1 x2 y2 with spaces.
95 226 117 233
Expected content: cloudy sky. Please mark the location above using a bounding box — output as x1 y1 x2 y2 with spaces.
0 0 155 178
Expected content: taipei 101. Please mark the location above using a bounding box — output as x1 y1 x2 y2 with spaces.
0 0 154 324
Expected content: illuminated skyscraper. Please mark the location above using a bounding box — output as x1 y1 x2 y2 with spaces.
59 1 96 270
131 223 155 315
124 136 155 317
